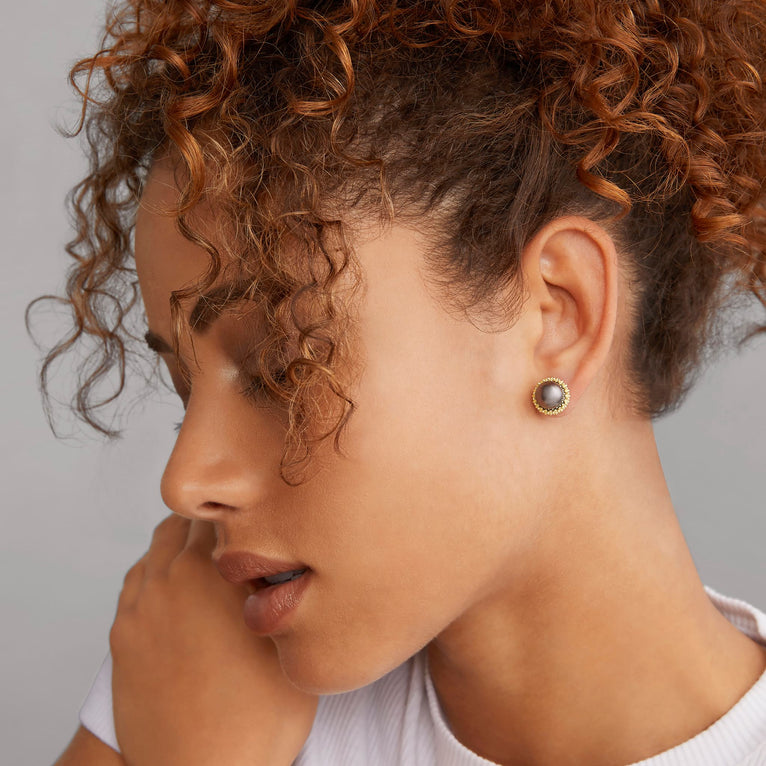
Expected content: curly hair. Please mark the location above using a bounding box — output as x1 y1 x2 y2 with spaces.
30 0 766 485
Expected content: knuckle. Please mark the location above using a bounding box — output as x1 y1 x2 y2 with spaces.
115 586 135 617
109 615 131 654
121 562 145 592
151 513 181 540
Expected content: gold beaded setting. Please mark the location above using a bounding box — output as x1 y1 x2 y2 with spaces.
532 376 571 415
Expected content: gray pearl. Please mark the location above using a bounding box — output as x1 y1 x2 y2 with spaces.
537 382 563 409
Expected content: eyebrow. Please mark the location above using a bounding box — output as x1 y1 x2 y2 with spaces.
143 296 215 355
143 284 262 355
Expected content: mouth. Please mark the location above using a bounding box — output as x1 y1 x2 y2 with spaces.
215 550 310 589
245 568 309 594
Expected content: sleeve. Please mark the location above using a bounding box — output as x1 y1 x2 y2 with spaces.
78 649 121 753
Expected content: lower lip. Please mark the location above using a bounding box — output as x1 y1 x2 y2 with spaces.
243 570 312 635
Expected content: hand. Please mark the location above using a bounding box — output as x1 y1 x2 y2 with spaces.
109 514 318 766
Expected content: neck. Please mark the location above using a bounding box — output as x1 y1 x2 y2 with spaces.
426 417 766 766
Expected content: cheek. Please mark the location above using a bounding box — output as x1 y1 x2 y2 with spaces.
332 345 529 601
277 389 525 694
275 335 543 693
346 344 524 535
279 469 514 697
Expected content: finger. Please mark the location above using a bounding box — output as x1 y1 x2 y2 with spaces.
116 557 147 610
143 513 192 577
183 518 217 558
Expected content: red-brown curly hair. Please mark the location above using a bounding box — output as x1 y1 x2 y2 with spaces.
30 0 766 485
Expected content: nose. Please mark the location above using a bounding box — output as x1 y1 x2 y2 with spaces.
160 384 274 522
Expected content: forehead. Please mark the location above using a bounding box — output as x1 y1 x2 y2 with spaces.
135 158 285 341
134 157 370 356
134 160 211 333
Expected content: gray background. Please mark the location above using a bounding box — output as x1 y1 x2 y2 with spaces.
1 2 764 765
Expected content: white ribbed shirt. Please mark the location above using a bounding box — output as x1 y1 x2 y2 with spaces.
80 584 766 764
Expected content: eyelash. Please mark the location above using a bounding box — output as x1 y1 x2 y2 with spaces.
240 369 290 401
172 370 290 433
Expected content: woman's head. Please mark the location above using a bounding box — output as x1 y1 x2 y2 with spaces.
33 0 766 691
136 153 630 693
42 0 766 479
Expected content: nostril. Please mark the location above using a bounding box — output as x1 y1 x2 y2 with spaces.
158 416 265 516
201 501 236 511
159 459 205 519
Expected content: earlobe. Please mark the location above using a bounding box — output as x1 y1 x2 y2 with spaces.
522 216 620 414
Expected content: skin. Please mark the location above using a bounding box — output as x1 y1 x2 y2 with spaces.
107 515 318 766
126 156 766 766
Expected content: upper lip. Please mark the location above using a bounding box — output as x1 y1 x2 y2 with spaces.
214 550 309 585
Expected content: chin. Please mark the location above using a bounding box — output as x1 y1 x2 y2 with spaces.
274 636 418 696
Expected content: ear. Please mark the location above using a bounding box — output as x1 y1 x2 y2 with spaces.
520 215 619 413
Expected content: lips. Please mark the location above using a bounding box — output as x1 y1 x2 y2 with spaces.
214 550 310 591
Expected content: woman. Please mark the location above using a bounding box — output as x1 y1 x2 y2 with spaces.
44 1 766 764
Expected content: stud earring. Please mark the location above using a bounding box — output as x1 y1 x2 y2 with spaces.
532 376 570 415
